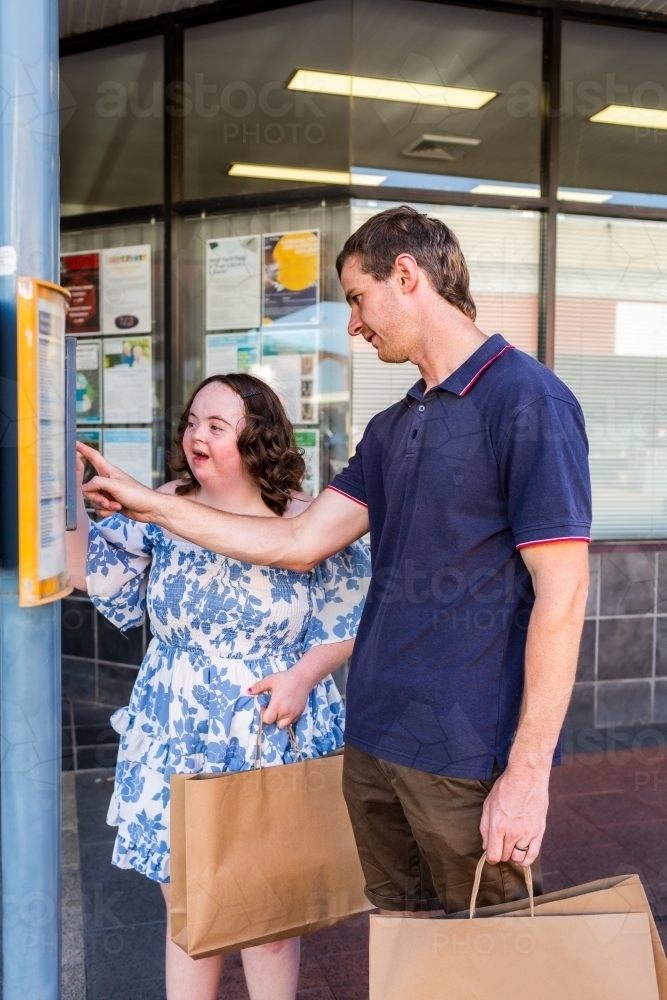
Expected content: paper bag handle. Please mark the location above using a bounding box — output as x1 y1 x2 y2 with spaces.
253 718 302 769
469 851 534 919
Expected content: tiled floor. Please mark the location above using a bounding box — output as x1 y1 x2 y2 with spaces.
75 744 667 999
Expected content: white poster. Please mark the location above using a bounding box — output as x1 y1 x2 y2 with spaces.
205 333 259 377
261 333 317 425
37 297 67 581
103 336 152 424
294 429 320 496
103 428 152 487
206 236 261 331
101 245 152 334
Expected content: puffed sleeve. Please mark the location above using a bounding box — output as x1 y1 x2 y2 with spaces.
86 514 155 631
303 539 371 649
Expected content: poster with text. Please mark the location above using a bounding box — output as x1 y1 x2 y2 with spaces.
103 428 152 487
294 429 320 496
263 230 319 326
75 339 102 424
101 245 152 334
205 333 259 377
37 297 67 582
261 331 317 425
206 236 261 331
103 336 152 424
60 251 100 333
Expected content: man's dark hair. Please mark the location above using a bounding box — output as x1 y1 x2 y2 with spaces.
336 205 476 320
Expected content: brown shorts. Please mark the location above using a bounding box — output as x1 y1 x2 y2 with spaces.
342 743 542 913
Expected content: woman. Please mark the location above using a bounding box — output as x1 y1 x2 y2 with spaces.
67 373 371 1000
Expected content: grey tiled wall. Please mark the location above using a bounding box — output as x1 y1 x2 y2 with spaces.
62 591 147 707
567 546 667 731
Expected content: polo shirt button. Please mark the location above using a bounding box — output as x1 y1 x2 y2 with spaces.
418 404 425 412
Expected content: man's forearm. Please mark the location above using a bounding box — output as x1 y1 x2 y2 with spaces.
154 493 312 570
508 588 587 774
143 487 368 571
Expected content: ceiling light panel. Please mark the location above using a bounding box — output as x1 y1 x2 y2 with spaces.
228 164 386 186
590 105 667 130
288 70 496 110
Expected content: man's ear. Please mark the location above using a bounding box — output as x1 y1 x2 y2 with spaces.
394 253 420 294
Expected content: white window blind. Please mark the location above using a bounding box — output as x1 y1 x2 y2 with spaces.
349 201 540 447
555 215 667 540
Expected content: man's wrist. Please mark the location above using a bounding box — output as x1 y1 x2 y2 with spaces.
504 751 553 783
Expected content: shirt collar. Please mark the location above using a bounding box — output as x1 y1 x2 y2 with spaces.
406 334 514 403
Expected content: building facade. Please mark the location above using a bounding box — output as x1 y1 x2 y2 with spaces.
59 0 667 750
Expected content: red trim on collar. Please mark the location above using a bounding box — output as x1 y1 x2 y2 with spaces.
326 485 369 508
459 344 515 397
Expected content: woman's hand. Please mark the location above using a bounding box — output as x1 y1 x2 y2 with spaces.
249 670 312 729
248 639 354 730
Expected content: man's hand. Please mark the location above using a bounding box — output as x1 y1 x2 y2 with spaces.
480 766 549 867
480 540 589 868
78 442 158 521
249 670 312 729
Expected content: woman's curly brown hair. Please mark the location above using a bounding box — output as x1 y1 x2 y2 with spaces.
169 373 306 516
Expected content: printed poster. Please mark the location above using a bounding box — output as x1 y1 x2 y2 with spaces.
75 339 102 424
60 251 100 334
103 336 152 424
37 297 67 581
103 428 152 487
205 333 259 377
294 429 320 496
206 236 261 331
261 331 317 425
101 245 152 334
263 230 319 326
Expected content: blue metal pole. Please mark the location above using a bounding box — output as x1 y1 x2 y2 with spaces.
0 1 62 998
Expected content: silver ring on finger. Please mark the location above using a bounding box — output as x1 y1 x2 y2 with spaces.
514 844 529 853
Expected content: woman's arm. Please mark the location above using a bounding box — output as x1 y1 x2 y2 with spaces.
66 454 91 591
250 639 354 729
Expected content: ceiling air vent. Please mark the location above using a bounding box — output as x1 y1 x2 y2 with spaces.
401 134 480 161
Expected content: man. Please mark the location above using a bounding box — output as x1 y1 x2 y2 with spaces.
82 206 591 915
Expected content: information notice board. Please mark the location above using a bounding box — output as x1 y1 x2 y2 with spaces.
17 278 72 606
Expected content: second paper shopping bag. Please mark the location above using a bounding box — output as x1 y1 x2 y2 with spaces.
370 853 664 1000
171 736 372 958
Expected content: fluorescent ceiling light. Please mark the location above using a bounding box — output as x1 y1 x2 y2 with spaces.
288 69 495 110
590 105 667 130
228 163 386 186
557 190 612 204
471 183 613 203
471 184 540 198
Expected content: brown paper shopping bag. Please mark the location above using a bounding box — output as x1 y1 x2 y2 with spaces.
370 852 666 1000
170 727 372 958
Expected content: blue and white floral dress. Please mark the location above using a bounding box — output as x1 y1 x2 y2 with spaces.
86 514 371 883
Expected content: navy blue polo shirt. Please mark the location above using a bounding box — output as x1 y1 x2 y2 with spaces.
329 334 592 779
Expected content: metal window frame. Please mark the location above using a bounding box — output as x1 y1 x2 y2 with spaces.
59 0 667 416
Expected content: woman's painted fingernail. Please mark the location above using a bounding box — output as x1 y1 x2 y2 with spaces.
247 687 254 694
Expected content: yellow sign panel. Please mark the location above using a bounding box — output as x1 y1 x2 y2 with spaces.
17 278 73 606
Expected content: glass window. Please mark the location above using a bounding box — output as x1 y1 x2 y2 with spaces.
560 21 667 207
183 1 351 201
60 38 164 216
350 1 543 197
555 215 667 539
175 202 352 490
61 221 165 486
349 201 540 446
